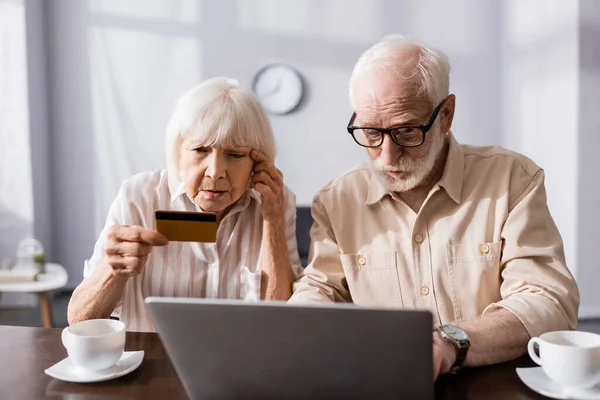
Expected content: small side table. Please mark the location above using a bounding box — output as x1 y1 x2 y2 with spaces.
0 263 68 328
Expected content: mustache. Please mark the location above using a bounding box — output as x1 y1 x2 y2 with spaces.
376 164 405 172
374 157 420 172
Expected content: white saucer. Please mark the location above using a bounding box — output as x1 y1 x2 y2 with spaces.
44 351 144 383
517 367 600 400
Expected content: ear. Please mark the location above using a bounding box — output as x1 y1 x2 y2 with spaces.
440 94 456 133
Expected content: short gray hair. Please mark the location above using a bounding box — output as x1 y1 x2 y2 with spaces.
165 77 275 180
349 34 450 108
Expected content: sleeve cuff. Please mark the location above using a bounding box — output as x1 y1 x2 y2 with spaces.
483 293 573 338
288 285 335 304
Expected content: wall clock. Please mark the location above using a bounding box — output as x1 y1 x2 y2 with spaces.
252 63 304 115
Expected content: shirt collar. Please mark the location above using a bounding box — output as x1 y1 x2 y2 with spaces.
437 132 464 204
168 172 187 203
365 169 389 205
365 132 464 205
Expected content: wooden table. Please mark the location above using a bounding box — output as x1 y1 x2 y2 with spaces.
0 325 550 399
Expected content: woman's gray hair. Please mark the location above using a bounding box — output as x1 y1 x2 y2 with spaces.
349 34 450 108
165 77 275 180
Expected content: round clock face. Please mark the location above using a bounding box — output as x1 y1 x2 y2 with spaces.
252 64 304 115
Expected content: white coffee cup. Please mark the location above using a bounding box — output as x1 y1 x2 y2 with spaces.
528 330 600 390
62 319 126 371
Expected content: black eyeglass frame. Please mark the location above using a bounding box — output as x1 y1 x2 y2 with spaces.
346 100 446 148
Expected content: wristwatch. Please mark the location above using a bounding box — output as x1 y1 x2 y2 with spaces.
436 324 471 368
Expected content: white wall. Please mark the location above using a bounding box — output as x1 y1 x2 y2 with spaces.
40 0 506 287
84 0 505 210
577 0 600 318
28 0 598 318
0 0 35 305
44 0 97 288
26 0 53 264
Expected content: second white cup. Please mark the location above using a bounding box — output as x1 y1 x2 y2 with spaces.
528 330 600 391
62 319 126 372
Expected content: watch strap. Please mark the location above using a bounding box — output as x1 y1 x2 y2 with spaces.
453 345 468 368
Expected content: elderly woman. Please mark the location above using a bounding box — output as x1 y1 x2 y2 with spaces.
68 78 303 332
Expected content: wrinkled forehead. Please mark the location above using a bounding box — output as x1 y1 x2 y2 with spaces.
353 80 432 125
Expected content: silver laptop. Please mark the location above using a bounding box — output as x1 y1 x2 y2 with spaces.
145 297 433 400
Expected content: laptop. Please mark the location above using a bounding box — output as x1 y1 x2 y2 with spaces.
145 297 433 400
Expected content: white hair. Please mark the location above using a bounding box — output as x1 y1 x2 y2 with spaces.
349 34 450 109
165 77 276 180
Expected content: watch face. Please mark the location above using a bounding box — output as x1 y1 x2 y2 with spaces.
442 325 468 341
252 64 304 115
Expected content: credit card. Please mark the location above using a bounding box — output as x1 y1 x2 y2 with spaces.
155 210 217 242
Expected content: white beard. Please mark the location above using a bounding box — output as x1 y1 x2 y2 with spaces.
371 132 448 193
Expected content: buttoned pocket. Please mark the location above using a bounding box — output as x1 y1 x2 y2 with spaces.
340 251 403 307
446 242 502 320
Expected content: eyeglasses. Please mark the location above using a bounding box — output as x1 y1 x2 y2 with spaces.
346 100 445 148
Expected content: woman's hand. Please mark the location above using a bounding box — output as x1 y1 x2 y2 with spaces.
104 225 168 278
250 150 285 224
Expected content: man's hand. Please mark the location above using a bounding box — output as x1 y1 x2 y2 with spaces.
104 225 168 278
433 331 457 381
250 149 285 224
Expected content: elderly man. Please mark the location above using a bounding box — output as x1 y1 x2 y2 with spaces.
289 35 579 379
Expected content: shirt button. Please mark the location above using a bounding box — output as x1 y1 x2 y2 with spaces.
420 286 430 296
357 256 367 266
414 234 424 243
479 244 490 254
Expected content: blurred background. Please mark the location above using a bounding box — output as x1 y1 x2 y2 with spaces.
0 0 599 329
